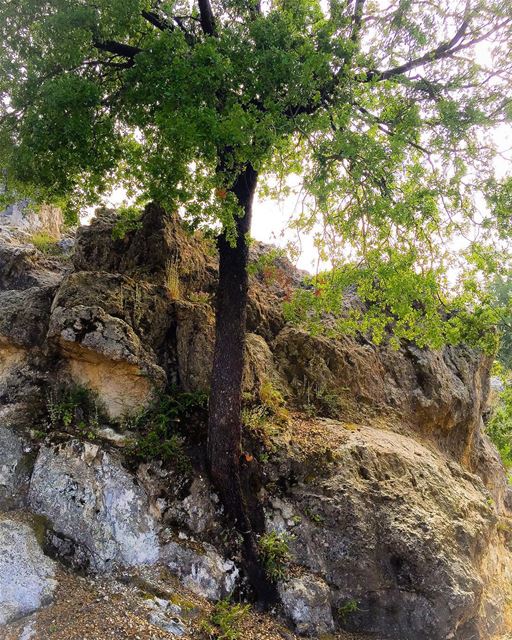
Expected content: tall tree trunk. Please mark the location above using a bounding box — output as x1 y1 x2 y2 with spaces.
207 164 257 524
207 164 275 601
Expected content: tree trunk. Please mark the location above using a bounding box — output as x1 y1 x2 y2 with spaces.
207 164 275 601
207 164 257 524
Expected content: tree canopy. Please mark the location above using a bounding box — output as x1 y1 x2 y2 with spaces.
2 0 512 583
1 0 511 351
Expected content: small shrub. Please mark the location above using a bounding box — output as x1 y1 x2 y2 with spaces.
338 599 359 623
125 389 208 471
296 376 342 418
111 206 142 240
258 531 292 582
201 599 250 640
29 231 60 255
45 385 102 440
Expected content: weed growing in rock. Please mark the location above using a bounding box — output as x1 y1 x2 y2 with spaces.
296 376 342 418
258 531 292 582
338 599 359 623
45 385 102 440
166 256 181 300
200 599 250 640
242 380 289 453
125 389 208 472
304 507 325 525
29 231 61 255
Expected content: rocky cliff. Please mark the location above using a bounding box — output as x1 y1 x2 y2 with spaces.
0 204 511 640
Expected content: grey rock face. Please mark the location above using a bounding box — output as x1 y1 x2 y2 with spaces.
278 575 334 637
0 421 29 510
28 441 160 571
161 540 238 600
269 422 500 640
0 517 57 625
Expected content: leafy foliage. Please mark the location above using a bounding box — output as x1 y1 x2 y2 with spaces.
201 599 251 640
338 599 360 623
284 247 504 353
257 530 292 582
111 205 143 240
491 276 512 369
45 384 103 441
0 0 511 345
125 389 208 471
486 369 512 471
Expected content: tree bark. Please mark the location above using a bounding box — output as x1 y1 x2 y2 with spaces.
207 164 275 601
207 164 257 524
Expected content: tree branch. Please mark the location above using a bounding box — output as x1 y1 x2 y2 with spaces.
93 39 141 59
351 0 366 42
141 10 174 32
368 16 511 82
198 0 216 36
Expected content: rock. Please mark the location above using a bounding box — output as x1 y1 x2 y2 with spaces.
166 476 220 536
269 421 503 640
73 204 215 293
0 286 55 348
175 302 215 393
28 441 160 571
278 574 334 637
0 419 30 510
0 236 64 291
161 540 238 600
274 326 490 466
48 297 166 417
148 610 187 636
0 516 57 625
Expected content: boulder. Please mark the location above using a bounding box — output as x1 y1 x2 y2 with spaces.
28 441 160 572
268 420 504 640
0 408 32 510
278 574 334 637
161 539 238 600
0 516 57 625
48 300 166 417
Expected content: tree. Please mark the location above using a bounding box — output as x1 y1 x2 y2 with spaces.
1 0 511 574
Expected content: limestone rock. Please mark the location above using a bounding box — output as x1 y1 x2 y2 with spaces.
0 516 57 625
0 412 31 510
278 574 334 637
48 299 166 417
165 476 220 536
28 441 160 571
161 539 238 600
0 236 64 291
269 422 503 640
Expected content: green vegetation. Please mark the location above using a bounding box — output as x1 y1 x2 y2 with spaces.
201 599 250 640
125 389 208 472
242 380 289 451
257 531 292 582
111 205 143 240
338 599 360 623
29 231 60 255
295 377 342 418
486 369 512 472
491 276 512 370
45 384 102 440
2 0 512 535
